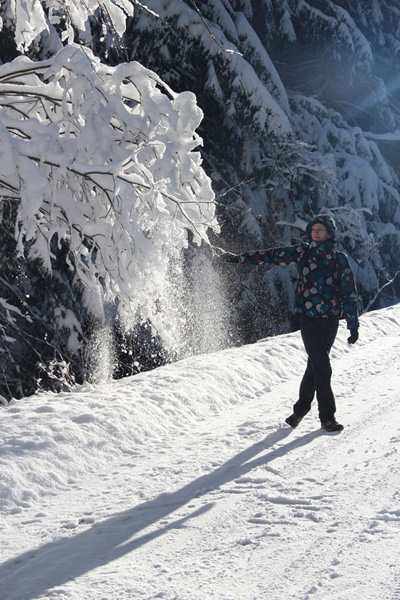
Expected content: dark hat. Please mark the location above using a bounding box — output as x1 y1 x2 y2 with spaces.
306 214 337 239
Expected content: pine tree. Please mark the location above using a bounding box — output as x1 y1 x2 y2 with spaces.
0 0 399 400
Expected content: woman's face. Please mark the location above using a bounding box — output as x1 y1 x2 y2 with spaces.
311 223 331 242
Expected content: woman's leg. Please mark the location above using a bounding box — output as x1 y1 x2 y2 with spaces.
295 316 339 422
293 358 315 416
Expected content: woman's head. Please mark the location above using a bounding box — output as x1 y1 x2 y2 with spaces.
306 214 337 242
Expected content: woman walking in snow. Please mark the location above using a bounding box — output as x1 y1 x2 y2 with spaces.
221 214 359 432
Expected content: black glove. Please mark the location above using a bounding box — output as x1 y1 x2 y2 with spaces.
347 329 359 344
219 252 241 263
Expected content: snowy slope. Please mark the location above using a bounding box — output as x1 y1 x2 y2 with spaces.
1 304 400 600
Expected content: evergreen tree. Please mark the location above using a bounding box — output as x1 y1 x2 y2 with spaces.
0 0 399 400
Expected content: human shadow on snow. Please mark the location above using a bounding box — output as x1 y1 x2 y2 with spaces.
0 426 323 599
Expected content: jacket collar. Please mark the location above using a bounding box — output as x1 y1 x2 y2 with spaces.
308 238 337 254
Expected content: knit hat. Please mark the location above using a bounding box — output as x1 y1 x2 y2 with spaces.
306 214 337 239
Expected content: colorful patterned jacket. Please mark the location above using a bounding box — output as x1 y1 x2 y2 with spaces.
238 238 359 330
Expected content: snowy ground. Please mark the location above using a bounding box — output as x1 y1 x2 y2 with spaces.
1 304 400 600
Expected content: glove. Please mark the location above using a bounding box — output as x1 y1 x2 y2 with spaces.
347 329 359 344
219 252 241 263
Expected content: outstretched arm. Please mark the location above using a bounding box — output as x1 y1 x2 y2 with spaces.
220 245 306 266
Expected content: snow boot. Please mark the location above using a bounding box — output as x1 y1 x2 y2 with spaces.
285 413 303 428
321 419 344 432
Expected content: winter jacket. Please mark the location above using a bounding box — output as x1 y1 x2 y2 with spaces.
237 238 359 330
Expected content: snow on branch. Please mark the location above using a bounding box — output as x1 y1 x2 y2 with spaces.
1 0 134 52
0 45 218 317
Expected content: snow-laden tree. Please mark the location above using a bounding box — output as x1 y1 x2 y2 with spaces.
0 43 218 399
1 0 400 400
0 45 217 300
0 0 137 60
250 0 400 306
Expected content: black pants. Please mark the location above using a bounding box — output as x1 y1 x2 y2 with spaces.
293 315 339 422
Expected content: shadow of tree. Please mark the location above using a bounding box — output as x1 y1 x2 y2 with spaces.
0 427 322 599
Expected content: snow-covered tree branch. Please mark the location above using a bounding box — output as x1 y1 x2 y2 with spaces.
0 45 218 315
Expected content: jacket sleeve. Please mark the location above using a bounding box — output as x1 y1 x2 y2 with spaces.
239 244 306 266
337 253 359 329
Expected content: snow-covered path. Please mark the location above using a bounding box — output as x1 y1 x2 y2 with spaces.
1 305 400 600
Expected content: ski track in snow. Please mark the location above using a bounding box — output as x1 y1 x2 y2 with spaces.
1 306 400 599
